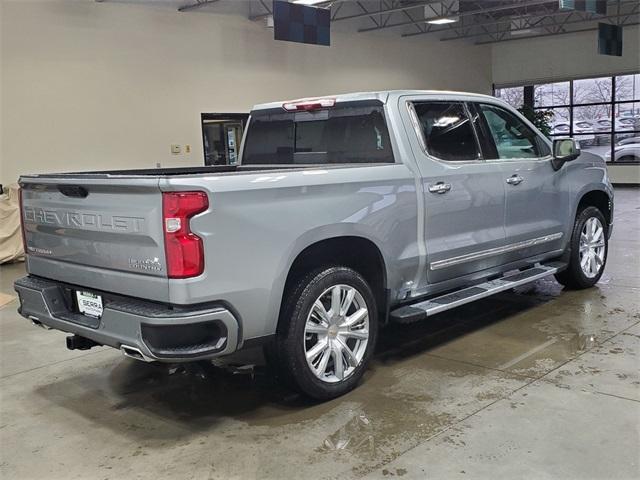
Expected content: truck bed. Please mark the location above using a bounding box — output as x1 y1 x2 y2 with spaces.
18 161 376 304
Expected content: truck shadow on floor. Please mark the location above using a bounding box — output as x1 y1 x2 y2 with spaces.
33 281 569 442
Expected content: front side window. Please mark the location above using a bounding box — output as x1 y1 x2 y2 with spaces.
478 104 550 159
242 102 394 165
412 102 480 161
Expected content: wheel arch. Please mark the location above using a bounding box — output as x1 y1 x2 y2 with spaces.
575 188 613 227
274 233 389 333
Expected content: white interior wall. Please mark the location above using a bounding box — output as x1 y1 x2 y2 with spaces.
491 26 640 184
0 0 493 184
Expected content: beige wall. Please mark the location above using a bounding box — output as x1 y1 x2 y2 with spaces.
0 0 493 184
492 25 640 86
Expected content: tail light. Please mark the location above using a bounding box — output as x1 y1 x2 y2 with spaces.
18 187 27 254
162 191 209 279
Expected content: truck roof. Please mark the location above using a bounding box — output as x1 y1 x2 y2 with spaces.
252 90 499 111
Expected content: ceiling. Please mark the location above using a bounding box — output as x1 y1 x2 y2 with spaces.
98 0 640 44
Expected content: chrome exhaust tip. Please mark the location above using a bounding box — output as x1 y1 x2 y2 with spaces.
29 316 52 330
120 345 154 363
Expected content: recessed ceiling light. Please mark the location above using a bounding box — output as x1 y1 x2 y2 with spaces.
293 0 326 5
426 17 458 25
511 28 541 35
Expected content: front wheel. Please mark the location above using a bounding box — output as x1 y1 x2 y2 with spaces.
268 266 378 400
555 206 608 289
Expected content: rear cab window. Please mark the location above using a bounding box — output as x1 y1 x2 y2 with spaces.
242 101 395 165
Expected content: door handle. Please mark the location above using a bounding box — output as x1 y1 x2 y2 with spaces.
506 174 523 186
428 182 451 194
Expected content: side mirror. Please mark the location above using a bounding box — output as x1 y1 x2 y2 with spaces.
552 138 580 170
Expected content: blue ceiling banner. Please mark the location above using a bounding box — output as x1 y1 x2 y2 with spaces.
273 0 331 46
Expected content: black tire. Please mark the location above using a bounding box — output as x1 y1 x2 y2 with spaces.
555 206 608 289
266 266 378 401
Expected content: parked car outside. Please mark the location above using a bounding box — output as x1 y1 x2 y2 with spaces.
605 141 640 162
617 136 640 146
619 110 640 119
552 121 595 145
616 117 640 133
594 118 612 132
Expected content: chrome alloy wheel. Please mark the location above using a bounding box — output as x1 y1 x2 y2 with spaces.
303 284 370 383
579 217 606 278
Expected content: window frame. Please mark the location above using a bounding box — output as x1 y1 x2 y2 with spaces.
472 102 552 162
493 71 640 165
406 100 484 164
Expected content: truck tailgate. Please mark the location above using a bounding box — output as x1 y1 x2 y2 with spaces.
20 176 169 302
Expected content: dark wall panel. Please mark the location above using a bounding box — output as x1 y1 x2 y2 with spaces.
273 0 330 46
598 23 623 57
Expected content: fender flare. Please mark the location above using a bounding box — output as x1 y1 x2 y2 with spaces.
264 223 389 335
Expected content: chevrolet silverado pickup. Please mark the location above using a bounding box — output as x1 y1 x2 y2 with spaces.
15 91 614 400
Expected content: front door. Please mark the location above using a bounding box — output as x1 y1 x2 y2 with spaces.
473 102 568 262
401 97 508 285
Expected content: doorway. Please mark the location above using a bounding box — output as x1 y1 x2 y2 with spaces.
201 113 249 165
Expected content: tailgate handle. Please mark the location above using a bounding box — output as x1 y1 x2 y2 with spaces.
58 185 88 198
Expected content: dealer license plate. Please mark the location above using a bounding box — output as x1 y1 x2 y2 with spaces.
76 291 103 318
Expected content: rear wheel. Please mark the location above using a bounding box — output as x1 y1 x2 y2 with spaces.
555 206 608 289
268 266 378 400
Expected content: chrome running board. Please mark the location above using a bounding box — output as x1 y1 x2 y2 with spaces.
390 262 565 324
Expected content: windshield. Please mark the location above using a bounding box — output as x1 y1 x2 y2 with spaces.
242 101 395 165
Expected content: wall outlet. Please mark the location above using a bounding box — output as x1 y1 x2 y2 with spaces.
185 144 191 154
171 144 181 155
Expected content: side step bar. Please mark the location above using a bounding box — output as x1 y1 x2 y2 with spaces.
390 262 565 324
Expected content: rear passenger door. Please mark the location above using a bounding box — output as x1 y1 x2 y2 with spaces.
472 102 568 263
400 97 507 285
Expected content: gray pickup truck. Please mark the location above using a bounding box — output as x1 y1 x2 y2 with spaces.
15 91 613 400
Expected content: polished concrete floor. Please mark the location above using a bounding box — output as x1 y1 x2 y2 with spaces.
1 188 638 480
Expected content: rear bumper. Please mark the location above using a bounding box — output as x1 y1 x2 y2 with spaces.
14 275 239 362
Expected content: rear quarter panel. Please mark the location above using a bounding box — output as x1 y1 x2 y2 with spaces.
162 164 418 341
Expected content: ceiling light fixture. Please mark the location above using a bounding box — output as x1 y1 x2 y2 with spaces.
426 17 458 25
510 28 541 35
293 0 326 5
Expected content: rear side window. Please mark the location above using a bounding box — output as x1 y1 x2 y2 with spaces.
412 102 480 161
242 102 394 165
